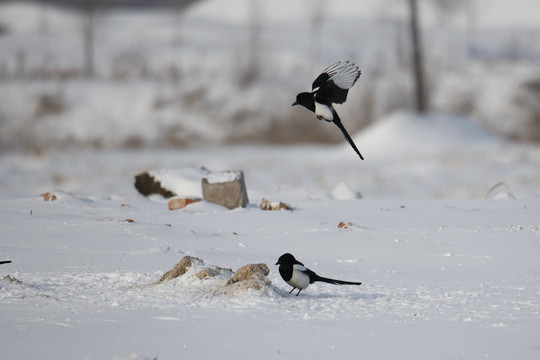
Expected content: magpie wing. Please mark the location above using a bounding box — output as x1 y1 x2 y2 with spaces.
315 81 350 104
312 72 330 91
312 61 361 104
293 265 319 284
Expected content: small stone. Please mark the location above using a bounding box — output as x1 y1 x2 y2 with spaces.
40 192 57 201
260 198 293 211
168 197 201 210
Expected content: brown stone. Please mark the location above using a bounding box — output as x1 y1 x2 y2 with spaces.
226 263 271 290
168 197 201 210
40 192 57 201
157 256 203 283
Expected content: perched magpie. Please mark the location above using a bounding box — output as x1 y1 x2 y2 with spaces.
275 253 362 296
292 61 364 160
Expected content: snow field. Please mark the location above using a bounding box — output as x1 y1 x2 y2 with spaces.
1 182 539 359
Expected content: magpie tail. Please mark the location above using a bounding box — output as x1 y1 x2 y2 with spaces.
313 274 362 286
332 111 364 160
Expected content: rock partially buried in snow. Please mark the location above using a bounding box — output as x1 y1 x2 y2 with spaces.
3 274 22 285
40 192 58 201
134 168 209 198
156 256 272 294
134 168 249 210
201 170 249 209
134 172 176 198
226 263 271 290
331 180 362 200
195 267 230 280
485 182 516 200
157 255 204 283
259 198 294 211
157 256 233 284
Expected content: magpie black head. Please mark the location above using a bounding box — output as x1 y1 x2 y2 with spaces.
292 92 315 112
276 253 303 266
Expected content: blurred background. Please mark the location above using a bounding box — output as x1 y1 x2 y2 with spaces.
0 0 539 153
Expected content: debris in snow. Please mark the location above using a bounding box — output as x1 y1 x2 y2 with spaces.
259 198 293 211
168 197 202 210
337 221 370 231
201 170 249 209
485 182 516 200
134 172 176 198
134 168 209 199
2 275 22 284
226 263 271 291
40 192 57 201
331 181 362 200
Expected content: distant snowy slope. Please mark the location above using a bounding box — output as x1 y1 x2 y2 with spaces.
353 112 498 159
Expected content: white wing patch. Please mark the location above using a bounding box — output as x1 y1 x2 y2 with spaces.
323 61 361 90
287 264 310 290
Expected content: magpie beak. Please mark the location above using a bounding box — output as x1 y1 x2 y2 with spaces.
276 253 362 296
292 61 364 160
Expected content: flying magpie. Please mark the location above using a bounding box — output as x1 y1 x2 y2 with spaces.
275 253 362 296
292 61 364 160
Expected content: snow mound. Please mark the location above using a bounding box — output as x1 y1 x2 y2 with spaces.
149 168 209 198
205 170 244 185
352 112 498 159
331 180 362 200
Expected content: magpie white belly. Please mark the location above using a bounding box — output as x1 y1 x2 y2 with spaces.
314 102 334 121
286 268 310 290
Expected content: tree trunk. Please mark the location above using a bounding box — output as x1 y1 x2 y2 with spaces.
408 0 427 112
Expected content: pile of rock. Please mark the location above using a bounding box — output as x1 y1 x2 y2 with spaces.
156 256 273 294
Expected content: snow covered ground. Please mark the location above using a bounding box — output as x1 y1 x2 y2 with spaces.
1 1 540 358
1 113 540 359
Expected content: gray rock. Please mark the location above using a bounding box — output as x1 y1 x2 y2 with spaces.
201 170 249 209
